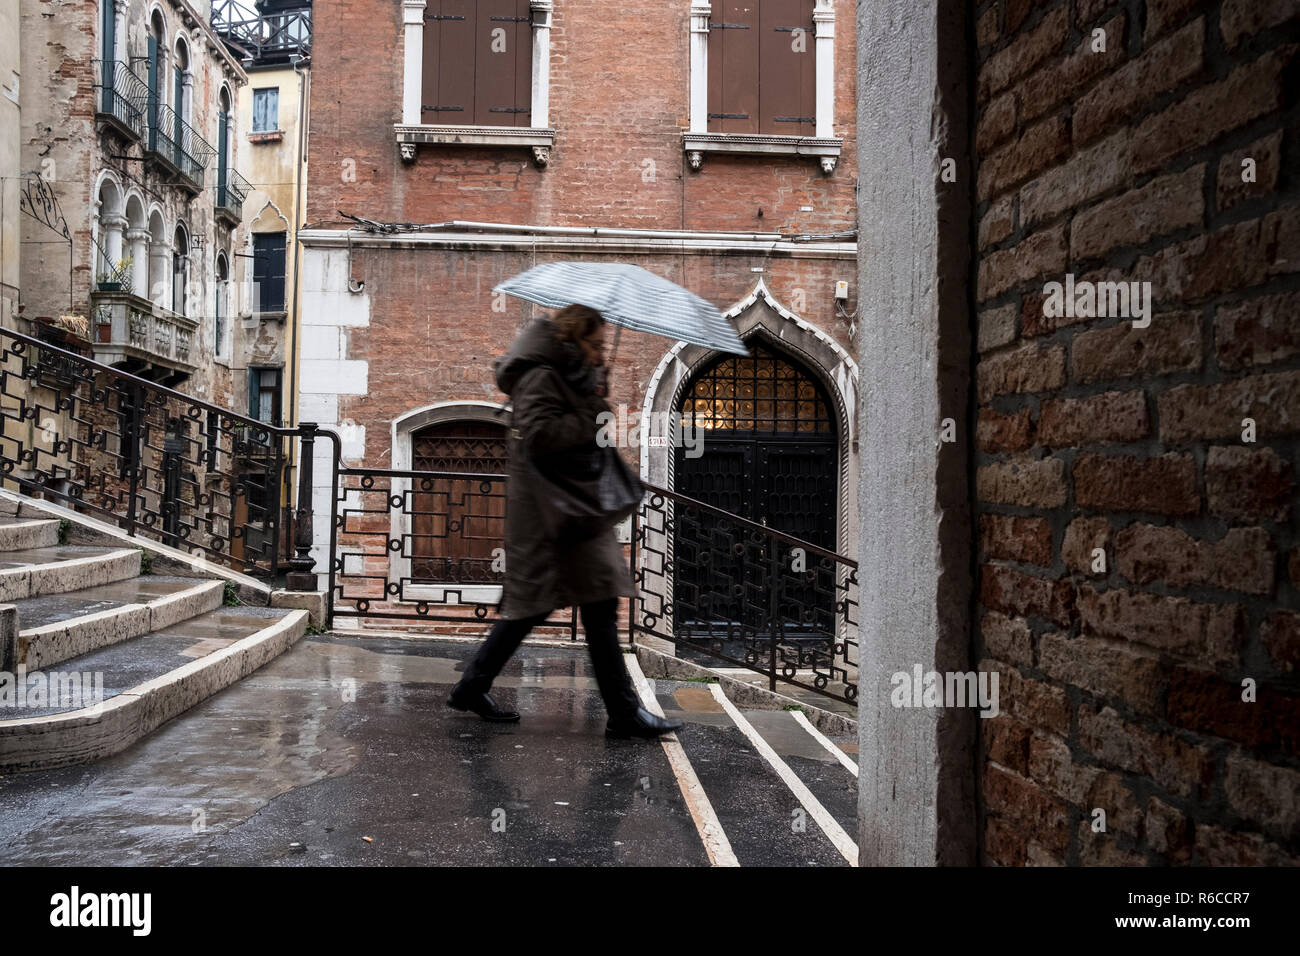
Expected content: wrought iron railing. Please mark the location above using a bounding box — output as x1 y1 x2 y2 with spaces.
93 59 150 138
632 483 859 703
212 0 312 62
326 466 581 637
147 103 216 189
0 326 333 586
324 462 859 702
216 168 253 219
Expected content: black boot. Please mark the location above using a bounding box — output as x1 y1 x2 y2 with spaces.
605 706 683 740
447 682 520 722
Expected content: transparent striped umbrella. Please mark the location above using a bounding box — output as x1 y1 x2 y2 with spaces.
493 261 749 361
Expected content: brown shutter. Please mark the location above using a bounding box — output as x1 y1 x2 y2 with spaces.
760 0 815 136
424 0 474 122
476 0 530 126
712 0 759 134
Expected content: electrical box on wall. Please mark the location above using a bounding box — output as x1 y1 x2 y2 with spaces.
834 280 850 300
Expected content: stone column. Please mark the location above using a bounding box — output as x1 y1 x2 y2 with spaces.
401 0 426 127
855 0 975 866
127 227 150 294
149 235 171 309
530 0 553 128
101 213 127 276
814 0 835 140
113 0 127 63
689 1 711 134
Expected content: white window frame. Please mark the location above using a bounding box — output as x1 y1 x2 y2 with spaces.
396 0 556 167
685 0 842 174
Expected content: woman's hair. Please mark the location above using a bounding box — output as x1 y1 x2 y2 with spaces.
551 304 604 346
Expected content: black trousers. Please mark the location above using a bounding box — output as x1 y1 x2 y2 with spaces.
458 598 641 719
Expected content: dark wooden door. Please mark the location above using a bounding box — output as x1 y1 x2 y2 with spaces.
410 420 508 585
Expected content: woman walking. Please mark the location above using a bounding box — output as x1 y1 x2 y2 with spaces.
447 305 683 740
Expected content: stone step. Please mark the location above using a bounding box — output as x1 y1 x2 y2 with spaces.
11 576 226 670
0 605 310 772
0 516 61 552
650 678 854 867
0 546 141 602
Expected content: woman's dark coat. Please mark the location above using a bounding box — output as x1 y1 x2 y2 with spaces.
493 317 636 620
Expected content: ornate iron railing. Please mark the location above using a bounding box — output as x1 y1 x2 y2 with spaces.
147 103 216 189
0 326 333 586
93 59 150 139
216 168 253 219
632 483 859 703
324 462 859 702
327 466 580 638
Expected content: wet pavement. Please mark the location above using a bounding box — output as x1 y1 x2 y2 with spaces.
0 634 858 866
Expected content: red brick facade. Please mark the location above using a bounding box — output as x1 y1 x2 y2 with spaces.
301 2 860 635
973 0 1300 864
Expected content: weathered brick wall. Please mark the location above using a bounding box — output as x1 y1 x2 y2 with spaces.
973 0 1299 864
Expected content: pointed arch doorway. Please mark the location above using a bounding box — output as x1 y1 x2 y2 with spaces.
673 342 838 642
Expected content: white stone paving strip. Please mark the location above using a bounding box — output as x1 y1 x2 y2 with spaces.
624 654 739 868
708 683 859 866
790 709 859 778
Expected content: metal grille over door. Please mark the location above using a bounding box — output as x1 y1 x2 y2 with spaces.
673 345 837 650
410 420 507 584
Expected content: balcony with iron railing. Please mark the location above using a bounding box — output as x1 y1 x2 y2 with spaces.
145 103 216 196
212 0 312 65
93 60 150 141
215 168 254 226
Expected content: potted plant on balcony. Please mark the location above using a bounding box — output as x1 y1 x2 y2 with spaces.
94 256 132 292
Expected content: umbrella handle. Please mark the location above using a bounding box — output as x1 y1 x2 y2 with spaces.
608 322 622 369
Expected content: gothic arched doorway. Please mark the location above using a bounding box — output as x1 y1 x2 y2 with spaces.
672 343 838 645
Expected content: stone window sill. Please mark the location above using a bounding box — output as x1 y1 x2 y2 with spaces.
249 130 284 143
394 124 556 167
683 132 843 174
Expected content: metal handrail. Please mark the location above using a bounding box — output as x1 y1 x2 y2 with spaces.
0 325 337 587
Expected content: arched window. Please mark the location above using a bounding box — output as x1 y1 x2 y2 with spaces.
409 419 508 584
94 178 125 291
146 10 166 150
215 252 229 357
680 343 834 434
217 87 232 208
172 222 188 316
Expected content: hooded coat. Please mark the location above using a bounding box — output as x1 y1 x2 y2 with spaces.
493 317 636 620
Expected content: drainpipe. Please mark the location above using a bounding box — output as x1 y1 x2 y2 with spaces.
285 52 308 569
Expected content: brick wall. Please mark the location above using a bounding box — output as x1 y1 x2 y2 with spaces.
306 0 857 234
972 0 1299 864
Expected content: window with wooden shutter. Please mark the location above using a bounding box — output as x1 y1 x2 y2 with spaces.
708 0 815 137
422 0 533 128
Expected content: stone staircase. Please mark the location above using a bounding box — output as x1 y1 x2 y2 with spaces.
0 497 310 773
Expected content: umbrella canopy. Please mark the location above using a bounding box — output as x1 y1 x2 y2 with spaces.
493 261 749 356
